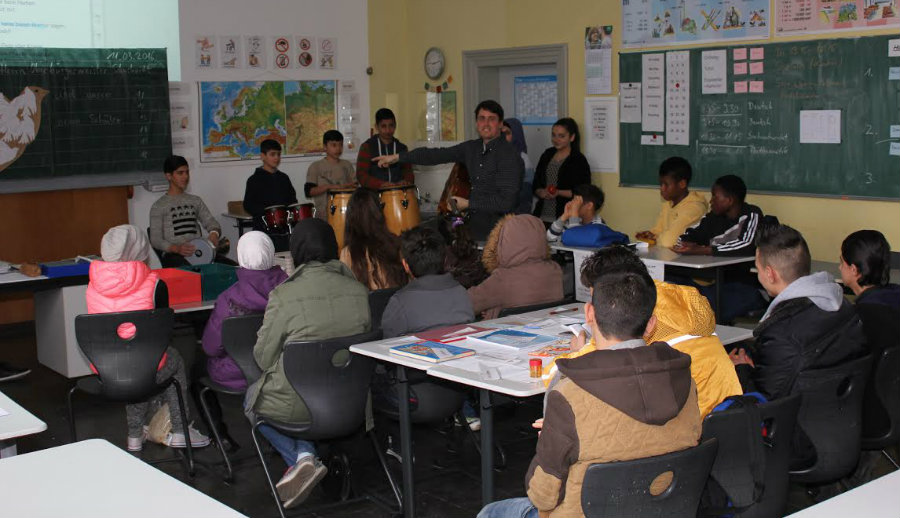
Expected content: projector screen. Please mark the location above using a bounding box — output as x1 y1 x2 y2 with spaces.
0 0 181 79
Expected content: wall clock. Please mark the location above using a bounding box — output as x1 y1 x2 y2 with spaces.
424 47 445 80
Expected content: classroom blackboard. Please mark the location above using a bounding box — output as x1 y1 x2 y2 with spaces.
619 35 900 199
0 48 171 193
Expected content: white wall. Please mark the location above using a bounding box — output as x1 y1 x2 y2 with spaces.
129 0 370 258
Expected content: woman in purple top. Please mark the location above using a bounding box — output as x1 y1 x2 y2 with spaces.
202 231 287 390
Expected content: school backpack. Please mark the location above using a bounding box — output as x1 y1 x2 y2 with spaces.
560 223 628 248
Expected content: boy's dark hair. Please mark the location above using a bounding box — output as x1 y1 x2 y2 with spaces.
474 100 504 121
323 129 344 145
591 269 657 340
713 174 747 203
400 226 446 278
756 224 811 284
659 156 692 184
573 184 604 212
260 139 282 154
841 229 891 287
580 245 649 288
375 108 396 124
163 155 188 174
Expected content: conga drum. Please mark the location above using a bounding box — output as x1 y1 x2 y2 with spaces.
263 205 288 234
186 238 215 265
327 188 355 249
380 186 421 236
287 202 315 229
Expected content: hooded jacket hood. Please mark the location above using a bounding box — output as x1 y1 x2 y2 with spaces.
646 280 716 343
481 214 550 273
88 260 154 299
761 271 843 322
555 342 693 426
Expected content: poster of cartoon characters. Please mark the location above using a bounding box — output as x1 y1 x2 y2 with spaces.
776 0 898 34
623 0 770 47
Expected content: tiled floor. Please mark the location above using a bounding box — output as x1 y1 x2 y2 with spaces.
2 322 896 518
0 322 542 518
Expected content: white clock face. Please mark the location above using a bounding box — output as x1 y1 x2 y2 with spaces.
424 48 444 80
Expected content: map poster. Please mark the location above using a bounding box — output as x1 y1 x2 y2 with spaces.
623 0 770 47
199 80 337 162
440 91 457 141
776 0 899 34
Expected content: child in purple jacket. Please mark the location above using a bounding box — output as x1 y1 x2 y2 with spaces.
202 231 287 390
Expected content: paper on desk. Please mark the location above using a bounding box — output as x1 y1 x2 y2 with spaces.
448 355 533 383
379 336 420 347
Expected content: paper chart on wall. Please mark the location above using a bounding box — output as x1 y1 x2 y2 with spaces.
622 0 770 47
642 54 665 132
585 25 614 94
665 51 690 145
776 0 900 35
701 49 728 94
583 97 619 173
620 82 642 123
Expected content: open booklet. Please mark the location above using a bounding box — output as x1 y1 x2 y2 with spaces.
466 329 561 351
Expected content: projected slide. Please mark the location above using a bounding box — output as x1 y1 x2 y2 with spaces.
0 0 180 79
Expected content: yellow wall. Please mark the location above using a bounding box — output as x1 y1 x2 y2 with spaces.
368 0 900 260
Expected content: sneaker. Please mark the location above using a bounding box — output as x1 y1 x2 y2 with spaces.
127 427 149 452
0 362 30 382
165 423 211 449
277 454 328 509
466 416 481 432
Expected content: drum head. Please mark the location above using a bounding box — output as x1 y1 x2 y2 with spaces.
186 238 215 265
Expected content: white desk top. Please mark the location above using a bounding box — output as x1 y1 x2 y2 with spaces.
0 439 248 518
351 304 754 399
0 391 47 441
785 470 900 518
552 244 755 269
0 271 49 285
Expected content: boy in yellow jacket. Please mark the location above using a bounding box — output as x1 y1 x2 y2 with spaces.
636 156 707 248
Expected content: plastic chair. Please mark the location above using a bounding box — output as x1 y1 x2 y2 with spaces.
789 354 873 484
861 347 900 469
700 394 801 518
248 330 402 518
67 308 195 476
368 287 400 332
581 439 718 518
196 313 264 482
496 298 574 318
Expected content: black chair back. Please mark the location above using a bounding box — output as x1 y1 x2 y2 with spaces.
74 308 174 402
221 313 265 386
862 346 900 449
497 298 574 318
700 394 800 518
368 287 400 331
790 354 873 484
581 439 718 518
282 329 382 440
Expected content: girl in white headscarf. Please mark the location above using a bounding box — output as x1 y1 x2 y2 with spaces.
86 224 210 452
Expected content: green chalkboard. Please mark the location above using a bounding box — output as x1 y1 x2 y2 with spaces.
0 48 171 190
619 35 900 199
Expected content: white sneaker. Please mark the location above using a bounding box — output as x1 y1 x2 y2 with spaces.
277 454 328 509
165 423 211 449
467 416 481 432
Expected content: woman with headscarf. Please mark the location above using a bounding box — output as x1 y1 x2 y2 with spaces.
501 118 535 214
244 218 371 509
340 188 409 290
85 224 210 452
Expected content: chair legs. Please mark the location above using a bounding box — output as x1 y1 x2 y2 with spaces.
250 420 287 518
67 386 78 443
170 378 196 478
198 385 234 482
883 449 900 470
369 429 403 511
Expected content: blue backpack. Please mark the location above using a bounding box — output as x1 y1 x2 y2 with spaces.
560 223 628 248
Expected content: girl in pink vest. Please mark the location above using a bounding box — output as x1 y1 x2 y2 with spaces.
86 225 210 452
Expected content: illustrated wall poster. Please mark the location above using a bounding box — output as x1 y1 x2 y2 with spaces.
246 35 266 69
318 37 336 69
296 36 315 69
273 36 291 70
219 35 241 69
585 25 614 94
440 91 457 141
776 0 899 34
195 35 216 69
623 0 770 47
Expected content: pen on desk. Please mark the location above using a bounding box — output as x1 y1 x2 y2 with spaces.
549 307 578 315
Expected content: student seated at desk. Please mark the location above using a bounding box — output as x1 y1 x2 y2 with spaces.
86 225 210 452
381 226 474 338
670 174 767 323
547 245 742 418
339 188 409 291
149 155 233 267
478 259 700 518
544 183 605 243
244 219 370 509
304 129 356 221
730 225 866 465
635 156 707 248
468 214 563 320
242 139 297 252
